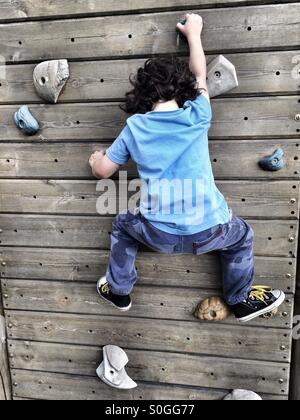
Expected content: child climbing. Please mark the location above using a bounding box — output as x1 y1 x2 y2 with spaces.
89 14 285 322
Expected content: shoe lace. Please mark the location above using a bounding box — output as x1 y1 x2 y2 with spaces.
249 285 272 302
101 283 110 294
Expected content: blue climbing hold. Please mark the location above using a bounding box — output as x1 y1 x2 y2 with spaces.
13 105 40 136
259 148 285 171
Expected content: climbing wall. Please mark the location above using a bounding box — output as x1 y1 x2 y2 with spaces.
0 0 299 400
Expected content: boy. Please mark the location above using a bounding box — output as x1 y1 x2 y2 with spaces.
89 14 285 322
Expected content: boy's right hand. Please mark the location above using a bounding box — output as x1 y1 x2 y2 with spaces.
176 14 203 40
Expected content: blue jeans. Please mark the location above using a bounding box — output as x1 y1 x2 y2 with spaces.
106 211 255 305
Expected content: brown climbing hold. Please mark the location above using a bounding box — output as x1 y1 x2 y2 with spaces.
260 307 278 319
194 296 232 322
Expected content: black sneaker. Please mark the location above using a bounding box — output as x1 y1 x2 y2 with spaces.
230 285 285 323
97 277 132 312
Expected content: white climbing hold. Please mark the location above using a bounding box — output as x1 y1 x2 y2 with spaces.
96 345 137 390
224 389 262 400
33 59 70 103
207 55 239 98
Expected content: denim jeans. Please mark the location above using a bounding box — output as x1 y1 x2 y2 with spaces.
105 210 255 305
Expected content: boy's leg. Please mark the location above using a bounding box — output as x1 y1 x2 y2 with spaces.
105 213 141 296
217 216 285 322
191 215 285 322
219 216 254 306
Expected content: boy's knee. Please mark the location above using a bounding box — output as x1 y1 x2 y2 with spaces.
113 213 126 231
112 211 137 232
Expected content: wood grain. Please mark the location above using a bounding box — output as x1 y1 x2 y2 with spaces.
11 370 287 401
1 51 299 104
7 340 290 395
2 300 290 362
1 280 294 330
0 5 299 63
1 97 300 141
0 247 296 293
0 215 298 257
0 180 298 219
0 141 299 180
0 0 293 22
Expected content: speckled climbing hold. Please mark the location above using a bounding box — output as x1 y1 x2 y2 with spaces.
207 55 239 98
224 390 262 400
13 106 40 135
194 296 232 322
259 148 285 171
260 307 279 319
33 59 69 103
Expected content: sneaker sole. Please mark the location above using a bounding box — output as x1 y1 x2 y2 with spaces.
96 280 132 312
237 291 286 323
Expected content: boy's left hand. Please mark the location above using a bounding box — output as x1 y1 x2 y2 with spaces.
89 150 105 168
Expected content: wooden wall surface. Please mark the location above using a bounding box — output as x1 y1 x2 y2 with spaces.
0 0 299 400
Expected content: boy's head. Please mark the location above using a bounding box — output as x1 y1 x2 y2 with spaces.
120 55 199 115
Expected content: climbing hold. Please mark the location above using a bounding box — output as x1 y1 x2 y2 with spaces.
260 307 279 320
33 59 70 103
13 106 40 135
179 17 187 26
259 148 285 172
224 389 262 401
194 296 232 322
96 345 137 390
176 17 188 46
207 55 239 98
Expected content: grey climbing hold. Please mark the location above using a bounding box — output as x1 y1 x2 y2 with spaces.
96 345 137 390
176 17 188 46
259 148 285 171
207 55 239 98
224 389 262 400
33 59 70 103
13 106 40 135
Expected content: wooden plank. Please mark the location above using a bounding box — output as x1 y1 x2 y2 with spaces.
0 1 293 22
0 98 300 141
290 292 300 400
2 279 293 334
11 370 287 401
0 141 299 180
1 51 299 104
4 307 294 348
0 315 11 400
0 215 298 257
0 5 299 63
3 294 291 362
0 180 298 219
0 247 296 293
7 340 290 395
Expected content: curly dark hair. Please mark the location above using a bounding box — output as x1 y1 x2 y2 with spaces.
120 54 200 115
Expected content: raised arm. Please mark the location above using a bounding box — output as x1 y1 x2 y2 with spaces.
177 14 209 101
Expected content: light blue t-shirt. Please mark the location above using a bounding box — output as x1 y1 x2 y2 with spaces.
106 94 231 235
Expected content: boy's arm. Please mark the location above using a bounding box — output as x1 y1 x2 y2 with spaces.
89 150 120 179
177 14 209 101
